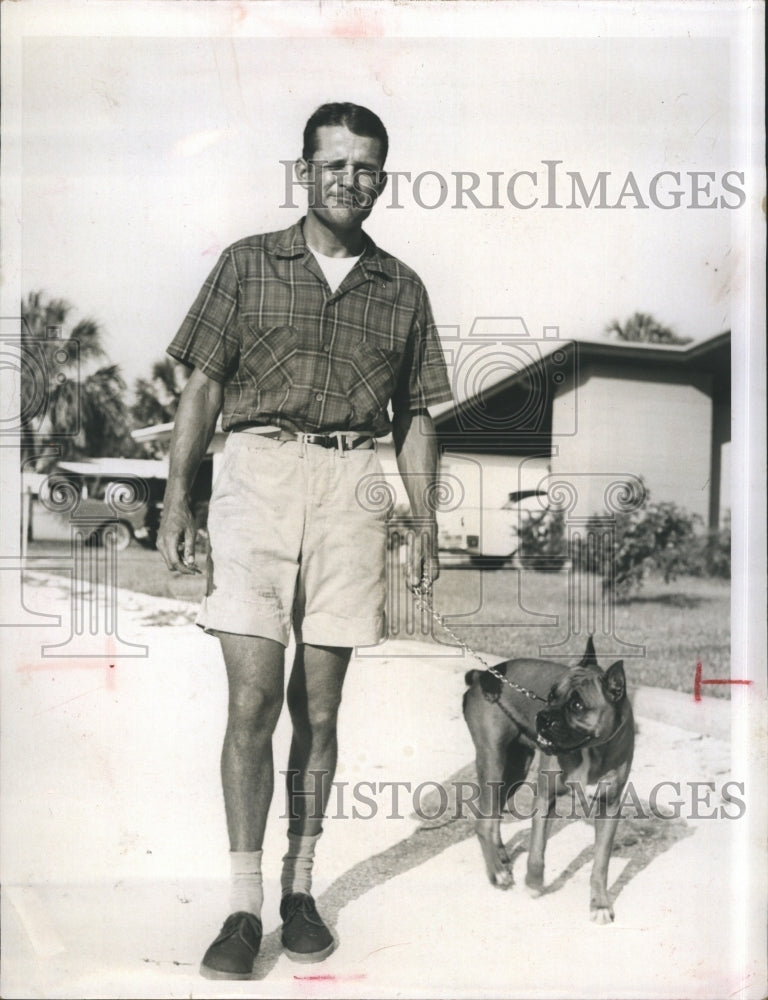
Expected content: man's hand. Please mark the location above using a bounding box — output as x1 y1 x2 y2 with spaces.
156 366 222 575
392 409 443 597
157 497 201 574
405 519 440 594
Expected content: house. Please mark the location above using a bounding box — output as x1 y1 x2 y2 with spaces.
130 329 730 556
434 329 730 532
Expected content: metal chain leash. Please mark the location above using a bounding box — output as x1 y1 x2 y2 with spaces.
410 578 548 705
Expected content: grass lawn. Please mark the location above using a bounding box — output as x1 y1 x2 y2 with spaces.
27 541 730 697
27 540 210 605
419 565 731 698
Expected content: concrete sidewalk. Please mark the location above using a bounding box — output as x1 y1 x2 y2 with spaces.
1 573 764 998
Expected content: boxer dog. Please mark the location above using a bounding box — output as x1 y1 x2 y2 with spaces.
462 637 633 922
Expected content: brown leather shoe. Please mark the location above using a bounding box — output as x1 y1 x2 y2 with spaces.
199 911 262 979
280 893 335 963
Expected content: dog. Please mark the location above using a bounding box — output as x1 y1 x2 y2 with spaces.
462 636 633 923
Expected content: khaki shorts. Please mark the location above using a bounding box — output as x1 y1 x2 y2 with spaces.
197 431 388 647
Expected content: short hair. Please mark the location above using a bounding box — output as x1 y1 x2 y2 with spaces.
302 102 389 164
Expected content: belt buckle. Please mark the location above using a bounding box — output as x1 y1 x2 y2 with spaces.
302 431 337 452
294 431 312 454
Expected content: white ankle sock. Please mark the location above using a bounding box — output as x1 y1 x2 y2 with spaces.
281 831 321 897
229 850 264 916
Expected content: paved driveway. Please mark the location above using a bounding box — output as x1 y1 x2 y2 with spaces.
1 573 764 998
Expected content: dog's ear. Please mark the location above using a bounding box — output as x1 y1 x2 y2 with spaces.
578 634 598 668
603 661 626 703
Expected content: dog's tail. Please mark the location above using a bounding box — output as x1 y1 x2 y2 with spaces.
464 668 481 686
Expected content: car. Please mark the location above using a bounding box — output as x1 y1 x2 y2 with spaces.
438 488 551 569
43 471 164 551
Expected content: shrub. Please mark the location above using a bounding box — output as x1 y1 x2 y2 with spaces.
517 507 568 570
585 498 705 600
518 485 718 600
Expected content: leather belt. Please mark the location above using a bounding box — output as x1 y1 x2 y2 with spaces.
234 424 375 451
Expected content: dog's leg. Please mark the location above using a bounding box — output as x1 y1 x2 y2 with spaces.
590 802 621 922
475 744 516 889
525 757 560 896
590 814 619 922
588 764 631 923
503 742 535 806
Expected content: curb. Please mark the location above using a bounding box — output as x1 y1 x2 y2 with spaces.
19 576 733 744
364 639 733 742
631 684 730 741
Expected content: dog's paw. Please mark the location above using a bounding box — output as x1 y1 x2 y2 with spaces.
491 867 514 890
590 905 615 924
524 872 544 898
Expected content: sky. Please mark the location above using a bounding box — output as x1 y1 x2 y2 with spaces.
4 2 761 394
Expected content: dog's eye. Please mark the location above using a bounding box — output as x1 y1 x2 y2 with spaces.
570 694 584 711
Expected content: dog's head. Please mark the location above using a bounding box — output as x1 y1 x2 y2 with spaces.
535 637 626 754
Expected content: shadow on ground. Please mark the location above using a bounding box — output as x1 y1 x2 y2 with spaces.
247 766 694 980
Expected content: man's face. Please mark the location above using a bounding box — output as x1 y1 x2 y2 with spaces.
295 125 387 230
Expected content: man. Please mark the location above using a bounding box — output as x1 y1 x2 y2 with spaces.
158 102 453 979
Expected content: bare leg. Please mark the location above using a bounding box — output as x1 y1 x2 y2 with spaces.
218 633 286 851
285 644 350 836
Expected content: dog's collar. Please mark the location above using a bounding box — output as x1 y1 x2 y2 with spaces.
537 706 631 755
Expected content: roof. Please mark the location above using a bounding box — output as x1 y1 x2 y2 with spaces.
129 331 731 442
56 458 169 478
435 329 731 429
131 418 224 445
131 421 175 444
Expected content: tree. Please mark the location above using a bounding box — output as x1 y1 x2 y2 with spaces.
20 291 135 469
605 312 693 346
131 357 186 429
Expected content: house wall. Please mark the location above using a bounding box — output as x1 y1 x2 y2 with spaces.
377 443 549 552
719 440 730 524
550 363 715 523
711 398 731 526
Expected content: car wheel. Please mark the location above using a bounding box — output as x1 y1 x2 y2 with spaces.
96 521 133 551
113 521 133 551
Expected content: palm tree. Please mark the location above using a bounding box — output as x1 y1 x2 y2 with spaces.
20 291 134 468
605 312 693 345
131 357 187 429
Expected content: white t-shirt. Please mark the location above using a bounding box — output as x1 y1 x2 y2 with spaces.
309 246 362 293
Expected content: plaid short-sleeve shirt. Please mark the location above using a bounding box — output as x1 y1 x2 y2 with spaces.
167 219 453 437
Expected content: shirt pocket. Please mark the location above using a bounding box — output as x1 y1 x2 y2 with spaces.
239 323 298 392
348 333 405 421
